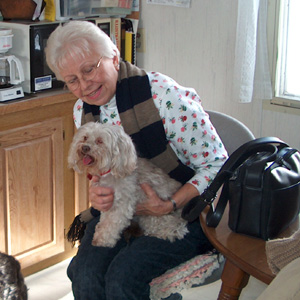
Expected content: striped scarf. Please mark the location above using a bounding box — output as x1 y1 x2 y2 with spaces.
81 61 194 184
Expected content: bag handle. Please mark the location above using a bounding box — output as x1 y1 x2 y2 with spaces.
182 137 288 222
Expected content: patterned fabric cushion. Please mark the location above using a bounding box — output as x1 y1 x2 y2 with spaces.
149 252 224 300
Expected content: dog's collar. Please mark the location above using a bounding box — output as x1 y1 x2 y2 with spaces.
99 169 111 177
87 170 111 180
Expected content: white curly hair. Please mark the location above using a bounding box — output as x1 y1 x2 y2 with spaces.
45 20 120 81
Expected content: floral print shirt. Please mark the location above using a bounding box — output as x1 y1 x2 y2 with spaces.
73 71 228 194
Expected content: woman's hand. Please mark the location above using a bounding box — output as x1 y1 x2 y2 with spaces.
135 183 173 216
89 175 115 212
135 182 200 217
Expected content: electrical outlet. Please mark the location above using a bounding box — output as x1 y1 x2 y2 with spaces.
136 28 145 53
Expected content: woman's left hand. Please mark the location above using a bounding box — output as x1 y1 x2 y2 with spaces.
135 183 173 216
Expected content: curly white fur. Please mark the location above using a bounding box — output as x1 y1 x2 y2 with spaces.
68 122 189 247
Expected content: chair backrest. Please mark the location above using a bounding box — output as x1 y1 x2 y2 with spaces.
207 110 255 155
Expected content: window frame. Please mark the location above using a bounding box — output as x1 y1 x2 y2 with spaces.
267 0 300 109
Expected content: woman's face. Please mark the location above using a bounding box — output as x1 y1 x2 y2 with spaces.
59 51 119 106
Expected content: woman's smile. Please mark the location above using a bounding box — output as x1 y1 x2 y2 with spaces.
85 84 103 101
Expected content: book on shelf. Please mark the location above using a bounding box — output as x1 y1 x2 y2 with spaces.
111 17 121 52
121 18 136 64
124 31 136 64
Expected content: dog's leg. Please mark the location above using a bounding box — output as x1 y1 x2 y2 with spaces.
92 195 136 247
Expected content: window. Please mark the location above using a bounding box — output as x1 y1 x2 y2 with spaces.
270 0 300 108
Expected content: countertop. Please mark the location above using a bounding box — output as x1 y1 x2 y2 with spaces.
0 89 76 116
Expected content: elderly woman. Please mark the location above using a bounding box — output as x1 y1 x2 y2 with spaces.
46 20 227 300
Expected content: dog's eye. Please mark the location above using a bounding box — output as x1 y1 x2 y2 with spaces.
96 138 103 145
83 136 88 142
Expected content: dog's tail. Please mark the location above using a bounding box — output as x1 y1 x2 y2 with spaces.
66 208 100 246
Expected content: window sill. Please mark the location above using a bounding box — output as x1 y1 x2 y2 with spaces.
263 99 300 116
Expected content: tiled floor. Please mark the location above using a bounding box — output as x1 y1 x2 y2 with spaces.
25 259 73 300
25 259 267 300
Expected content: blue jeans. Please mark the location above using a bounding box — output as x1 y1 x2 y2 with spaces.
67 216 212 300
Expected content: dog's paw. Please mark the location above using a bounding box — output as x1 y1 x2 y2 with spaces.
92 236 118 248
166 225 189 242
92 228 119 247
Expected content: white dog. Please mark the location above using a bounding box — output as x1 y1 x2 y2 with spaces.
68 122 189 247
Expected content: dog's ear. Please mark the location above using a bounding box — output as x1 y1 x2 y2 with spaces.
110 126 137 178
67 126 86 173
68 141 78 171
68 159 82 173
68 145 83 173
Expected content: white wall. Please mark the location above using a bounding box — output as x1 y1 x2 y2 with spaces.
136 0 300 149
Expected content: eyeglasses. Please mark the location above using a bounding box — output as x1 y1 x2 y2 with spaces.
65 57 103 91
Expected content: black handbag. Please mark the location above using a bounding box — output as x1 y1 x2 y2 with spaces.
182 137 300 240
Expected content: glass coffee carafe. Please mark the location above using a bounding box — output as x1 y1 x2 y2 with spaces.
0 54 24 88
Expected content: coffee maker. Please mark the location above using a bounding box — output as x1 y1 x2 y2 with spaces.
0 27 24 102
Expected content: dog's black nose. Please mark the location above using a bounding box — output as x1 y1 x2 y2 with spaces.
82 145 90 153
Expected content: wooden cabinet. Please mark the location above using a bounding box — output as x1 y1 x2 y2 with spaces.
0 90 78 276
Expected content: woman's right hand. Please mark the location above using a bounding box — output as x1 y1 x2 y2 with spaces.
89 175 115 212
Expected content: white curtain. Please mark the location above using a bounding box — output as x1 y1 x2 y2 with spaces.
233 0 273 103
